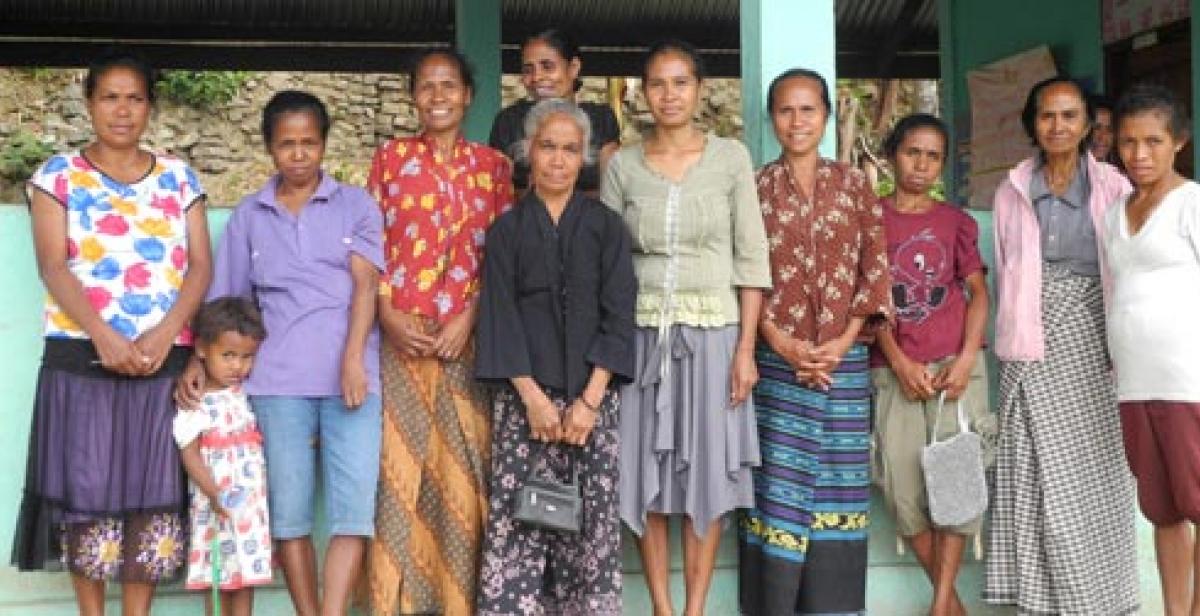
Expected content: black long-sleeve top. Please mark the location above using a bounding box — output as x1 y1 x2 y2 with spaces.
475 191 636 399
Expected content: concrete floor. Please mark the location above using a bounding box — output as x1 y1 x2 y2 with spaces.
620 492 1165 615
7 493 1162 615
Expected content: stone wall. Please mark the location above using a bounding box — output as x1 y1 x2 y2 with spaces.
0 69 743 205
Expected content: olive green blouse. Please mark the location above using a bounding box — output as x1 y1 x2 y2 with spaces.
600 135 772 328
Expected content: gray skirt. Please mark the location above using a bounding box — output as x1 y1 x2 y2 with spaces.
618 325 761 536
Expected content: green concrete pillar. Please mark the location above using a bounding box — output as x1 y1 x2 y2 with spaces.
937 0 961 199
739 0 836 165
455 0 501 143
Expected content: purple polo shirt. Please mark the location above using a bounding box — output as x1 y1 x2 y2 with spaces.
208 173 384 396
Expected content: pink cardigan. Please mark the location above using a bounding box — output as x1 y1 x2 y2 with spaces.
992 153 1131 361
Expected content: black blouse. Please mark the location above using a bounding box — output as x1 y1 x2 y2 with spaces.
475 191 636 399
488 100 621 192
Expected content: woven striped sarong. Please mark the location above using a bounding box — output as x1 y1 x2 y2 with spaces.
738 343 870 616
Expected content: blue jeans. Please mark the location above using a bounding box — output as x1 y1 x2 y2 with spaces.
249 394 381 539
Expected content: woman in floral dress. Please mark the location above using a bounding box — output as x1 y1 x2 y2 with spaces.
12 50 211 616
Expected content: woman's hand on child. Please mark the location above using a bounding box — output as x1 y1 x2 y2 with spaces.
174 356 207 410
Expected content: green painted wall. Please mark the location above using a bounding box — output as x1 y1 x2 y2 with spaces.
939 0 1105 198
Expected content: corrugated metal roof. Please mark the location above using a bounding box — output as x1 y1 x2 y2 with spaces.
0 0 939 77
837 0 937 40
2 0 449 37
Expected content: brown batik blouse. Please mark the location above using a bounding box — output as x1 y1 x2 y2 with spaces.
757 157 892 345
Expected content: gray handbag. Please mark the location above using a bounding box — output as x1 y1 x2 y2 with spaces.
514 444 583 533
921 391 988 528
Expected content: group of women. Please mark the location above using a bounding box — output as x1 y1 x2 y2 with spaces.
8 23 1200 616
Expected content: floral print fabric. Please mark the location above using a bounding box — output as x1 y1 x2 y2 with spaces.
368 134 513 322
476 389 622 616
757 158 891 344
27 152 204 343
173 387 272 590
61 512 186 583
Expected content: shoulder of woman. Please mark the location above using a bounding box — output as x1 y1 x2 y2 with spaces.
470 140 506 160
992 176 1024 211
755 157 784 177
486 204 520 239
31 151 77 177
825 160 870 189
155 151 188 168
1173 181 1200 214
230 189 262 214
608 144 637 169
580 194 618 216
708 135 749 157
493 102 531 129
155 152 202 180
579 100 615 116
942 202 979 227
1091 160 1132 195
336 183 378 210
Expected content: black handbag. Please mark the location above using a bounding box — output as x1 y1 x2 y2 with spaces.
514 443 583 533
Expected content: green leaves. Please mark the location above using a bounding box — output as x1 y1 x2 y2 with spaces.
0 129 55 182
156 71 252 109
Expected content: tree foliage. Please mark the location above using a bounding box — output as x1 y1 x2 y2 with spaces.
0 129 55 182
157 71 252 108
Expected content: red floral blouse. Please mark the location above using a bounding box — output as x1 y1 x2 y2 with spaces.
368 134 514 321
757 157 892 344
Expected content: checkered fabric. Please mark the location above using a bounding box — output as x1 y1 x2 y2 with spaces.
984 266 1139 615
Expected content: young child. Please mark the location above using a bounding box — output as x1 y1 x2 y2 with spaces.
174 297 272 615
871 113 994 616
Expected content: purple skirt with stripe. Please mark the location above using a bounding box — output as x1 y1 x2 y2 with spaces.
11 340 189 572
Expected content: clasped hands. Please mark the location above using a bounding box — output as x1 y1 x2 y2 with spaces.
93 323 174 377
524 390 599 447
386 311 471 361
779 336 852 390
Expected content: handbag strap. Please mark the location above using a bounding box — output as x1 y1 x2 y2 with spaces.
523 441 582 487
929 390 969 446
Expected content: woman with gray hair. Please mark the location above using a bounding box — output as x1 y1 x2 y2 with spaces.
474 98 636 615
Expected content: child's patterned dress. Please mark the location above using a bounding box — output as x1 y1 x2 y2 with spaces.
173 386 273 589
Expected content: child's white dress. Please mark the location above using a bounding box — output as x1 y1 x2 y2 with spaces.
173 386 272 589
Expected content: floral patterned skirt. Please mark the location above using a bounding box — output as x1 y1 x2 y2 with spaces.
11 350 189 583
60 513 186 583
476 387 622 616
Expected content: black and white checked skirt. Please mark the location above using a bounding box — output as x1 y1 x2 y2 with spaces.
984 265 1139 615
